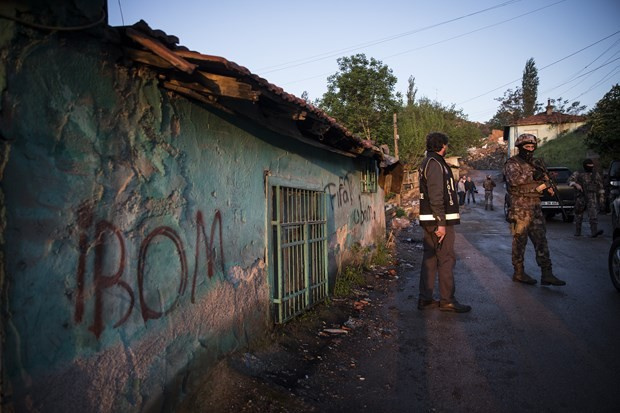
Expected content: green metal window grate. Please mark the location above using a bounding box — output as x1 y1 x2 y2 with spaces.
361 161 377 193
271 186 328 323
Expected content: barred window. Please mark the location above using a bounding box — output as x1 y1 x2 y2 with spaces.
360 161 378 193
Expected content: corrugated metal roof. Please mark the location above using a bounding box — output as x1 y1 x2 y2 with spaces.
112 20 388 161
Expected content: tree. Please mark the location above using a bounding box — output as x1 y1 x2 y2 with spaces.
406 75 417 107
398 97 483 165
585 84 620 164
318 54 402 146
488 58 541 128
522 57 539 117
487 87 523 130
548 97 587 115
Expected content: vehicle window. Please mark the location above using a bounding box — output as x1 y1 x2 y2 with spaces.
610 160 620 179
549 169 570 183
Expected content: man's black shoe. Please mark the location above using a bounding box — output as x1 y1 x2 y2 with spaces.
439 302 471 313
417 299 439 310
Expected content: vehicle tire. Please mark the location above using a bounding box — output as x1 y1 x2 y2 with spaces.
609 238 620 293
545 212 555 220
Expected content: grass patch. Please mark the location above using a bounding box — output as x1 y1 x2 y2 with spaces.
536 130 589 172
372 240 391 266
334 265 365 298
333 238 393 298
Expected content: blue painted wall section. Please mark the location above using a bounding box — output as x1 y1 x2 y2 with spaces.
0 19 386 413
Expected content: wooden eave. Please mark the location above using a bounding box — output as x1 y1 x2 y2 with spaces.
115 21 386 161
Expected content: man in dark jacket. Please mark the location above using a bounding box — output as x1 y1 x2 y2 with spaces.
418 132 471 313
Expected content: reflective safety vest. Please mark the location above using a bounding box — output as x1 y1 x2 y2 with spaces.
418 152 460 226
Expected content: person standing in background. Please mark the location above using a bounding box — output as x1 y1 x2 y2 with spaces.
465 176 477 204
568 158 605 237
457 176 466 206
482 175 496 210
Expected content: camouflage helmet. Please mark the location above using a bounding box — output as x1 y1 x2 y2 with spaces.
515 133 537 148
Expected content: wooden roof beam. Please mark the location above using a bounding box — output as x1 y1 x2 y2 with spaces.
125 27 197 74
196 71 260 101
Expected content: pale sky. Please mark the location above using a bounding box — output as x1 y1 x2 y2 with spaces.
107 0 620 123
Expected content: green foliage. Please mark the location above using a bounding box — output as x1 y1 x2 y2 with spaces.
549 97 587 115
585 84 620 165
334 238 393 298
397 97 483 164
318 54 402 146
535 129 590 171
334 265 365 298
371 239 391 266
406 75 417 107
488 87 523 130
395 207 406 217
522 58 540 117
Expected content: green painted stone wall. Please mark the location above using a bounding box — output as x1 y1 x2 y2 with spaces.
0 25 385 412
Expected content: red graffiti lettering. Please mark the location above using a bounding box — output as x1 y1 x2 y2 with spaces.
137 226 188 322
89 221 134 339
75 208 225 337
191 210 225 303
75 202 94 324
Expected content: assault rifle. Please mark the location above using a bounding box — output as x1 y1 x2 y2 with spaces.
531 158 568 222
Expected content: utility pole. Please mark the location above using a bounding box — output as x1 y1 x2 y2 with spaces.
393 113 399 159
393 112 401 206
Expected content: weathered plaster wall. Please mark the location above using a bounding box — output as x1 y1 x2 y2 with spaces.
0 27 385 412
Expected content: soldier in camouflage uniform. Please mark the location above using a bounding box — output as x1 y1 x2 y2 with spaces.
568 158 605 237
503 134 566 286
482 175 496 210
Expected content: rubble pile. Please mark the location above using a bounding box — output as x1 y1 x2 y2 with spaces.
463 141 508 170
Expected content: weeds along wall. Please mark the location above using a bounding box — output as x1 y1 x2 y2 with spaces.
0 24 386 412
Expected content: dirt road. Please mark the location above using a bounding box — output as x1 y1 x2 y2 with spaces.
178 169 620 412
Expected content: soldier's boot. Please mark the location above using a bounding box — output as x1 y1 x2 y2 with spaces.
541 268 566 286
485 205 488 210
490 205 494 210
574 224 581 237
512 265 537 285
590 224 603 238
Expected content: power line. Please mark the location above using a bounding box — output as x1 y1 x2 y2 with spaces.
456 30 620 106
257 0 524 74
569 62 620 101
278 0 566 90
382 0 565 60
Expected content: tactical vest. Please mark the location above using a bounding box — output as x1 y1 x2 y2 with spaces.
418 152 460 226
505 156 541 198
579 172 598 193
